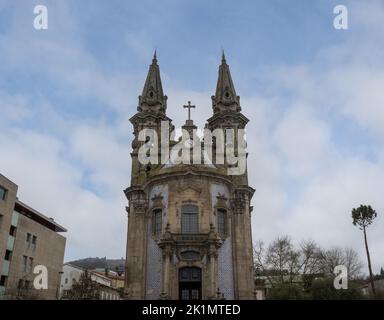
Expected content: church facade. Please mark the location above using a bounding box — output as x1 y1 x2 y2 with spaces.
124 53 255 300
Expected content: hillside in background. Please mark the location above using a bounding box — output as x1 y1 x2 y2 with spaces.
67 257 125 272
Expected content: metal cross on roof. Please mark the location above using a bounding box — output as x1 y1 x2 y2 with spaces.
183 101 196 121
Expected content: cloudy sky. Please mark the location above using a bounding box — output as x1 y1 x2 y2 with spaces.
0 0 383 272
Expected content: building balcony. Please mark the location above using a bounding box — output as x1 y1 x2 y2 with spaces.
159 232 222 249
171 233 210 242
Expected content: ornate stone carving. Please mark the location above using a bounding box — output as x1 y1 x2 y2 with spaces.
216 193 228 209
131 199 148 214
151 193 164 208
230 190 246 214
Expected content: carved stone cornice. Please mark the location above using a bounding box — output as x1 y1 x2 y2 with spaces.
142 170 234 192
124 186 146 201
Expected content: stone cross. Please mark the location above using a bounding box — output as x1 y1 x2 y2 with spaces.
183 101 195 121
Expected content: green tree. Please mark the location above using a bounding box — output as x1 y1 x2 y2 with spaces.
310 278 363 300
267 283 305 300
352 204 377 296
65 270 101 300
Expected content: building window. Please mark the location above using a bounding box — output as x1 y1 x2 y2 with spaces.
32 236 37 251
18 279 24 289
0 276 8 286
152 209 162 235
0 186 7 201
217 209 227 237
22 256 33 273
191 289 199 300
9 225 17 237
181 290 189 300
65 278 68 284
22 255 28 272
181 204 199 234
26 233 31 248
28 258 34 273
17 279 31 290
24 280 31 289
5 250 12 261
225 127 235 144
26 234 37 250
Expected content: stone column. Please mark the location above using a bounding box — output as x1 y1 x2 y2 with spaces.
208 246 218 298
124 195 148 299
160 243 172 299
231 189 255 299
207 223 220 299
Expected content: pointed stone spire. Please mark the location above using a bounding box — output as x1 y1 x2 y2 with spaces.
139 51 167 112
212 51 240 111
221 49 226 64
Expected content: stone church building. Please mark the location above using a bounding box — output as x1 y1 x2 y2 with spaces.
124 53 255 300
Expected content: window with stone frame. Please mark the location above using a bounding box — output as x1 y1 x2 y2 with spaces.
0 185 7 201
152 209 162 235
181 204 199 234
217 208 227 237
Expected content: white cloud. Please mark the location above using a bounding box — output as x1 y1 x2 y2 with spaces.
246 1 384 273
0 128 129 260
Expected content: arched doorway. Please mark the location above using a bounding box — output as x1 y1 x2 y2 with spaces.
178 267 202 300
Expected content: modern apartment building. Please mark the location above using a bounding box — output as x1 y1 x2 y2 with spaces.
0 173 67 299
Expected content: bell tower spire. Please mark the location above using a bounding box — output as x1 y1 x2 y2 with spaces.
129 52 173 186
212 51 240 113
206 52 250 179
139 51 167 113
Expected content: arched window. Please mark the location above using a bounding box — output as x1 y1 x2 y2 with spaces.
217 209 226 237
181 204 198 234
152 209 162 235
